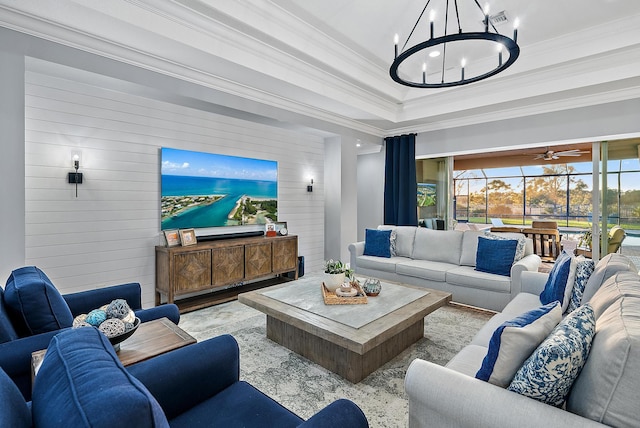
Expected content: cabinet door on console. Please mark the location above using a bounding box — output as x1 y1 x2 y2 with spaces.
245 242 272 279
272 238 298 273
212 245 244 286
173 250 212 293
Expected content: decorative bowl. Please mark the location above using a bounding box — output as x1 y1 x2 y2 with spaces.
108 317 140 351
363 279 382 297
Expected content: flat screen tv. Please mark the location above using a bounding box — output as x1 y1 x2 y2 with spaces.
161 148 278 232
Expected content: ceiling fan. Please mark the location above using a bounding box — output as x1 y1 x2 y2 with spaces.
534 148 589 161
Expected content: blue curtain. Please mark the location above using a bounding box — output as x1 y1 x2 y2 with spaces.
384 134 418 226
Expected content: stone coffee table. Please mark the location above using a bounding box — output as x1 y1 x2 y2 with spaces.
238 274 451 382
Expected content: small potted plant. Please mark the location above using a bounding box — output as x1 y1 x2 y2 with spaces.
323 259 353 291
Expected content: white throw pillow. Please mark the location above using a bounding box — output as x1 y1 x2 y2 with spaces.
475 302 562 388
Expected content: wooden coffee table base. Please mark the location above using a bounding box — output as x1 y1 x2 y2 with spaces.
267 315 424 383
239 277 451 383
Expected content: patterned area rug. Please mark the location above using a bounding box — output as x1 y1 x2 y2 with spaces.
179 300 493 428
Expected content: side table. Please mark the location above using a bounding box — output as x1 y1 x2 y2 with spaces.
32 317 196 384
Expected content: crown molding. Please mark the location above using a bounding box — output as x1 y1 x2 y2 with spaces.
0 0 392 134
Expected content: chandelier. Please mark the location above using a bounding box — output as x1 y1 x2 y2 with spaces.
390 0 520 88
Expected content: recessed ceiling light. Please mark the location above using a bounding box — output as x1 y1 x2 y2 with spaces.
429 51 441 58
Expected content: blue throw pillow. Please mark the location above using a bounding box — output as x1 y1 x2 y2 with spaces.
508 304 595 407
475 237 518 276
476 302 562 387
567 257 595 313
539 252 572 306
32 328 169 428
364 229 392 258
3 266 73 336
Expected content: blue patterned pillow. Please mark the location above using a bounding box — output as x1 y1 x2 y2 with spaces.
389 229 397 257
476 302 562 387
567 257 595 313
363 229 392 258
475 237 518 276
539 251 572 307
507 304 595 407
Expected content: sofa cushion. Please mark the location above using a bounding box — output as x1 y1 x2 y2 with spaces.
0 288 19 344
356 255 405 273
445 344 487 377
395 259 451 282
412 228 463 265
459 231 484 267
567 285 640 427
4 266 74 336
582 253 638 304
539 252 572 308
0 368 31 428
508 304 595 407
476 302 562 388
475 237 517 277
500 292 544 317
484 232 526 261
363 228 391 258
380 226 416 257
32 328 169 428
169 381 304 428
567 257 595 313
588 271 640 320
446 266 511 293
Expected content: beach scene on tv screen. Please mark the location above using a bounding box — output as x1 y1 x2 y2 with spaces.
161 148 277 230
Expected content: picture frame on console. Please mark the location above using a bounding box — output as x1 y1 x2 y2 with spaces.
274 221 288 236
265 223 277 237
163 229 181 247
179 228 197 246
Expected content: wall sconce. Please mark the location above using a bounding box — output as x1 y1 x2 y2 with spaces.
307 178 314 192
68 152 83 197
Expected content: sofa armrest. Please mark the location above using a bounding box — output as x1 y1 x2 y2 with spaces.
134 304 180 325
297 399 369 428
0 329 66 400
63 282 143 314
348 242 365 272
405 359 605 428
509 254 541 296
520 271 549 295
127 334 239 420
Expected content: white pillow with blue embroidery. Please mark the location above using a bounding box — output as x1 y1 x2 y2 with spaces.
567 256 595 312
507 304 595 407
475 302 562 387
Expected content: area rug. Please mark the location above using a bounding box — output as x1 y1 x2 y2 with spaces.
179 300 493 428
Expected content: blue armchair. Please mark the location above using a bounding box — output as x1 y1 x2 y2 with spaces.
0 266 180 400
0 328 369 428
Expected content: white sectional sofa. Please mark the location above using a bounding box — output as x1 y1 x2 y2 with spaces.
348 226 541 312
405 253 640 428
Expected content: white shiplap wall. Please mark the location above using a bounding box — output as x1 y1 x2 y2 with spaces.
24 68 325 307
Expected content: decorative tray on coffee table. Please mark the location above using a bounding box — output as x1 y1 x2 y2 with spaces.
321 282 368 305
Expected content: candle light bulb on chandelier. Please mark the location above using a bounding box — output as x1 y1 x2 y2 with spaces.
483 4 490 31
429 10 435 38
497 44 504 66
513 18 520 43
394 33 399 57
422 62 427 84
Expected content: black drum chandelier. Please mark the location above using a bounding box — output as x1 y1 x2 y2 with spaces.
390 0 520 88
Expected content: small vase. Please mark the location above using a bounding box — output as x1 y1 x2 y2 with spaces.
323 272 345 291
363 279 382 296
